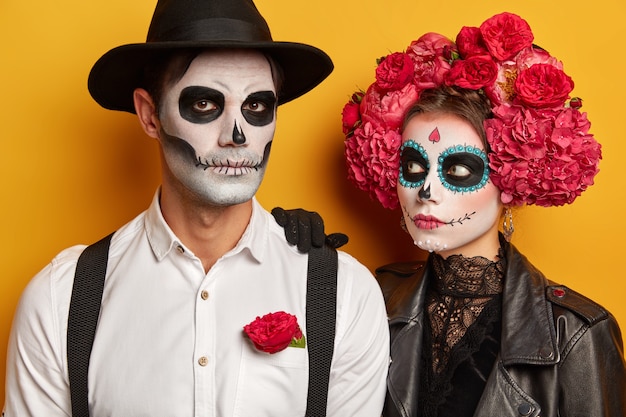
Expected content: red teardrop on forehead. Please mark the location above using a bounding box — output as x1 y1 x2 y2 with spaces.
429 127 440 143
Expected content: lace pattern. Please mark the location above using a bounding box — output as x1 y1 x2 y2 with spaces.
427 250 505 374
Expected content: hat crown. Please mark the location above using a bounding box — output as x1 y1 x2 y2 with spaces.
88 0 333 112
146 0 273 43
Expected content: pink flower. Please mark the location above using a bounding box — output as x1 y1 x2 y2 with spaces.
456 26 489 58
485 61 518 106
446 55 498 89
340 12 601 210
375 52 415 91
480 12 534 61
243 312 304 354
360 83 420 132
515 46 562 71
345 121 401 209
514 63 574 108
486 105 601 206
406 32 456 89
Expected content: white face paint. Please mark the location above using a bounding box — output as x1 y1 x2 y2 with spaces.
157 49 277 206
397 113 502 258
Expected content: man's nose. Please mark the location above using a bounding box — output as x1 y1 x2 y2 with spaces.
218 109 247 147
232 120 246 145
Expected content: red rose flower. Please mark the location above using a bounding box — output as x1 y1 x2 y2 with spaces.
480 12 534 61
446 55 498 89
375 52 414 91
514 63 574 108
456 26 489 58
339 12 601 210
341 92 363 135
243 312 304 354
569 97 583 109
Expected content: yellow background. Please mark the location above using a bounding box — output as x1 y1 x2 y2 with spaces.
1 0 624 399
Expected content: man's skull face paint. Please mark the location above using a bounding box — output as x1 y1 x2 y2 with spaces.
157 49 277 206
397 113 502 257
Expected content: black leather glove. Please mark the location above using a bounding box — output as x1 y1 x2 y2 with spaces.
271 207 348 252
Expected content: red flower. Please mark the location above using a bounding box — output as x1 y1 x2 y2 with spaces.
340 12 600 210
569 97 583 109
456 26 489 58
243 312 304 354
514 64 574 108
375 52 415 91
480 12 534 61
341 92 363 135
446 55 498 89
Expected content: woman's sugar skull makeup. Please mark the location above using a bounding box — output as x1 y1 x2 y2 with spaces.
397 113 502 257
157 49 277 206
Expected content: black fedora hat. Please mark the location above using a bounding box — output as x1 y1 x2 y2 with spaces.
88 0 334 113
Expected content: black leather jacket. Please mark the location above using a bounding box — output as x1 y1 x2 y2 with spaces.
376 240 626 417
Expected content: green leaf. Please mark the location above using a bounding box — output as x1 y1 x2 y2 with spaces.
289 334 306 349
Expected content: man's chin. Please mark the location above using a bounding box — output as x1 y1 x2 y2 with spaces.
195 185 259 207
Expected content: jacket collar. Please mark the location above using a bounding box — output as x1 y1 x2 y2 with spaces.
380 261 429 325
383 238 560 417
385 237 560 365
498 238 560 365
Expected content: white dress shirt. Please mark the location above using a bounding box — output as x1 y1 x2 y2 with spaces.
3 191 389 416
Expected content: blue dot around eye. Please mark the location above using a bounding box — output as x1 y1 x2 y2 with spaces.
398 173 424 189
437 144 491 193
399 139 429 188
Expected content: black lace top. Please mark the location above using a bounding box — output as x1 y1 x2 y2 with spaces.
418 249 506 417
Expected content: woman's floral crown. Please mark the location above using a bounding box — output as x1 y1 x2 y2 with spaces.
341 12 602 210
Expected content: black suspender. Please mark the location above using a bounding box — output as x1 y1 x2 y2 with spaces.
67 233 114 417
67 234 338 417
305 244 338 417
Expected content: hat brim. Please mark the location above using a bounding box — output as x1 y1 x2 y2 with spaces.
88 40 334 113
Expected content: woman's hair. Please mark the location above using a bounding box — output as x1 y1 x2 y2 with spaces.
140 48 284 113
402 86 493 150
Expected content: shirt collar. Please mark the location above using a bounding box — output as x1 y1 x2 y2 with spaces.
144 189 268 263
235 197 268 263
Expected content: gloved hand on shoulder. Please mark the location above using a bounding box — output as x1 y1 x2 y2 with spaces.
271 207 348 252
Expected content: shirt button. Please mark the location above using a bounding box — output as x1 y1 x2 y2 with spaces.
177 245 185 254
201 290 209 300
198 356 209 367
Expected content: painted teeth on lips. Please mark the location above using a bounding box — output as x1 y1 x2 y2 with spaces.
211 158 260 175
215 166 255 176
217 158 256 168
413 214 445 230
